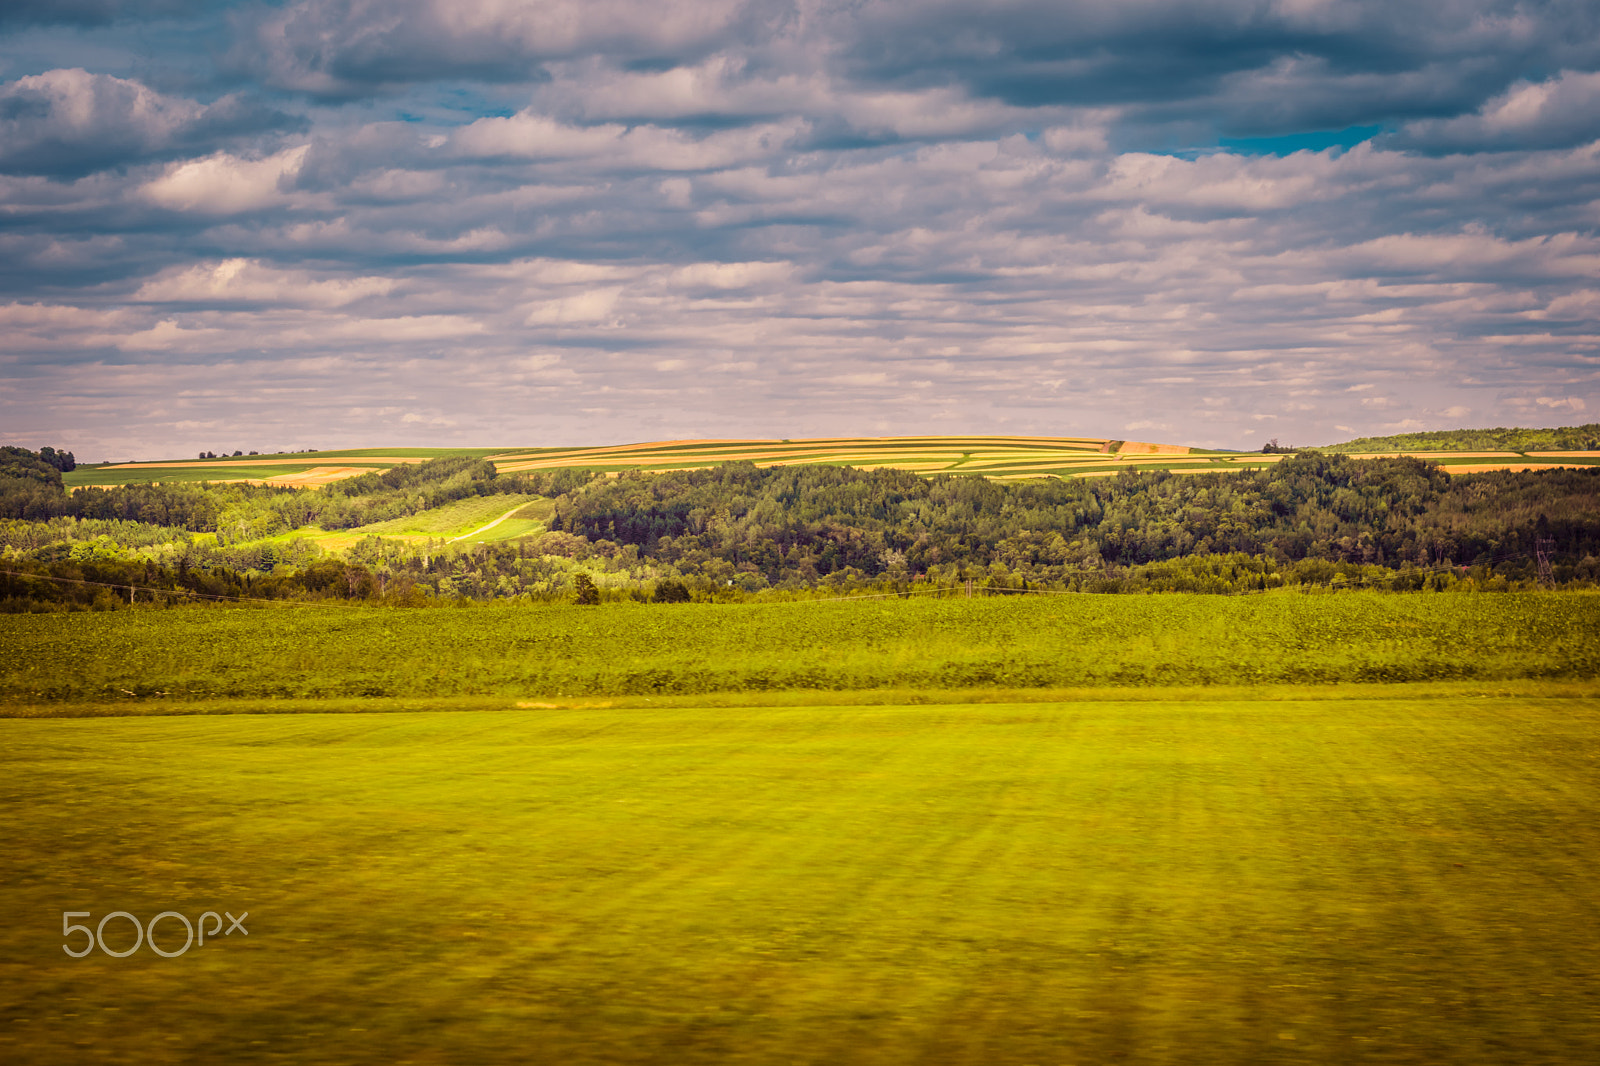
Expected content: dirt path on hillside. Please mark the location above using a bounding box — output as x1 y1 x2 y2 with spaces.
449 503 536 543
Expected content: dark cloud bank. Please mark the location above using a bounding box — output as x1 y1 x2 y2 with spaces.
1 0 1596 461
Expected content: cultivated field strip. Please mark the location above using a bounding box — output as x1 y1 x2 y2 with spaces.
488 436 1211 479
98 456 433 470
64 448 508 489
67 437 1600 490
487 435 1598 480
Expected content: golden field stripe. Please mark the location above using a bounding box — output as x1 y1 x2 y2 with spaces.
100 456 428 470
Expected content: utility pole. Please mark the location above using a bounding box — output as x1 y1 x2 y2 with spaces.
1536 536 1556 586
966 578 974 598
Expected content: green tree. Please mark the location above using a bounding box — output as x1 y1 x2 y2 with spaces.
573 572 600 605
651 579 692 603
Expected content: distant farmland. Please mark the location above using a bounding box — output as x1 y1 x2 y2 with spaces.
489 435 1240 480
65 448 503 488
64 435 1600 490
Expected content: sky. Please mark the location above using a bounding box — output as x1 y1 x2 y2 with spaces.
2 1 1598 461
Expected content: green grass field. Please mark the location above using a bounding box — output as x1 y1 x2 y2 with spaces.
273 495 553 551
3 693 1599 1064
5 593 1598 704
66 463 343 487
352 494 551 540
6 595 1598 1062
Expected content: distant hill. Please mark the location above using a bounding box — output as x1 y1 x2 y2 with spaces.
1324 425 1599 453
49 432 1600 492
65 436 1230 488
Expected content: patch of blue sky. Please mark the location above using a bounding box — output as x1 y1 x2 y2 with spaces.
317 85 520 129
1215 125 1383 156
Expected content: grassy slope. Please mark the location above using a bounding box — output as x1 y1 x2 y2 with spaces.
1323 424 1600 453
5 593 1598 704
3 695 1599 1064
66 463 343 487
63 448 509 488
64 433 1600 492
329 495 551 541
221 496 554 552
489 437 1237 480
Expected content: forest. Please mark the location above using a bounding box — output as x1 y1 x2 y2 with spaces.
3 446 1599 609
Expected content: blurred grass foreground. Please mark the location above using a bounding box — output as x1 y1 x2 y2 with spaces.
2 593 1598 1064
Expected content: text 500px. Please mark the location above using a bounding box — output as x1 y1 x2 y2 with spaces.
62 910 248 957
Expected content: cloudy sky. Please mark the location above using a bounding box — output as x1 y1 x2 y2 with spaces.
2 1 1598 460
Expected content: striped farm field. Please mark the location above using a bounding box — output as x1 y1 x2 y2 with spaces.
71 464 396 490
64 448 507 489
486 436 1357 481
64 437 1600 490
487 436 1223 479
97 455 434 470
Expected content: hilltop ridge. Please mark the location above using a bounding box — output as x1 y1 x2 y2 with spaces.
1324 424 1599 454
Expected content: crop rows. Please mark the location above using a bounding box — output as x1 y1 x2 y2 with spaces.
5 592 1597 704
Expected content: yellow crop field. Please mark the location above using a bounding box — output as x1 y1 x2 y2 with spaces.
488 436 1212 480
86 466 395 489
261 465 391 487
1439 463 1595 475
1345 451 1524 460
485 434 1599 480
98 456 432 470
1115 441 1193 455
73 437 1593 492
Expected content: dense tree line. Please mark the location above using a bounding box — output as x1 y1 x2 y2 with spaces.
5 447 1600 609
549 454 1600 587
0 453 555 531
1 447 67 486
8 534 1595 613
0 555 399 611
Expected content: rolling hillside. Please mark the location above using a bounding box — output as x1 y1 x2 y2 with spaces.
65 448 503 489
60 432 1600 492
1323 424 1600 454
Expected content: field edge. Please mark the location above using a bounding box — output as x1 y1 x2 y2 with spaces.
6 678 1598 719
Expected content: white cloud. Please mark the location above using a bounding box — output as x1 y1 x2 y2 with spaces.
666 261 791 290
523 289 622 326
1394 70 1600 152
0 69 197 169
0 68 298 178
118 319 224 351
400 411 457 427
134 259 395 307
449 111 806 170
8 2 1600 459
140 146 311 214
246 0 757 95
